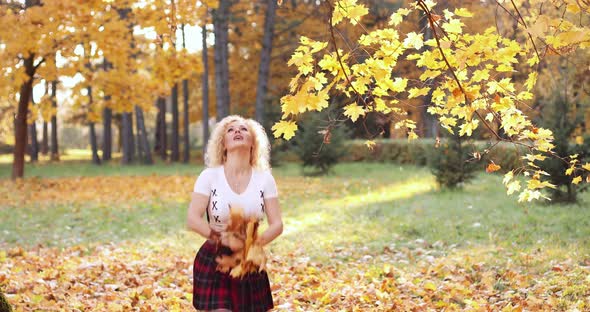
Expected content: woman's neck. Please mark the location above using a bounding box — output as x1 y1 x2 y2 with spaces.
224 149 251 174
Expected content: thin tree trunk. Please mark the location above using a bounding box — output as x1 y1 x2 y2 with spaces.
102 107 112 161
121 112 134 164
28 123 38 162
202 23 210 154
171 83 180 161
29 80 39 163
87 86 101 165
12 55 35 179
102 60 112 161
255 0 278 125
135 106 144 161
135 105 153 164
50 80 59 161
89 123 101 164
156 97 167 160
28 89 39 163
213 0 231 120
182 24 191 163
41 121 48 155
41 81 49 155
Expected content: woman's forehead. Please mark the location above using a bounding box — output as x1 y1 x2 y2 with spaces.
227 120 247 128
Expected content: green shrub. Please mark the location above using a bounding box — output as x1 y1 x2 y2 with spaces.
427 132 479 188
533 95 590 203
292 112 349 175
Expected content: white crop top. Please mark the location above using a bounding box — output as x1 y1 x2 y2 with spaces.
193 166 278 232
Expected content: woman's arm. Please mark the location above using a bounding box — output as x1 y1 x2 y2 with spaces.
187 192 213 239
257 197 283 246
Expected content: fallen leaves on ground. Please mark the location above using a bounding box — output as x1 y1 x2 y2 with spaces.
1 239 589 311
0 175 353 209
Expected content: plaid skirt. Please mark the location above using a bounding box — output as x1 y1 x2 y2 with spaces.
192 240 274 312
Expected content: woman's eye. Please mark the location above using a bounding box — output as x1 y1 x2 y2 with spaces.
241 127 248 131
227 128 234 133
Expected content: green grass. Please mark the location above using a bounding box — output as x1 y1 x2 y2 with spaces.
1 160 589 270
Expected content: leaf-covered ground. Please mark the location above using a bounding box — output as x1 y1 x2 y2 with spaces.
1 162 590 311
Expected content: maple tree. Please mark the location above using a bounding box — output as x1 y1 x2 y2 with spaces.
273 0 590 202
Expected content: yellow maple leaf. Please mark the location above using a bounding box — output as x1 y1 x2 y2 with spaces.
408 87 429 98
442 19 464 34
408 131 419 141
572 176 582 185
389 8 411 26
343 103 365 122
454 8 473 17
565 166 575 176
503 171 514 185
272 121 298 140
459 119 479 136
332 0 368 26
582 163 590 171
403 32 424 50
471 69 489 82
391 77 408 92
525 72 537 91
365 140 376 151
506 180 521 195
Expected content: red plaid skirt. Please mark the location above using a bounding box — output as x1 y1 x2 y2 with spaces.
192 240 274 312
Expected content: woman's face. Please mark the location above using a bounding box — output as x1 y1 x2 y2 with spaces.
224 120 253 152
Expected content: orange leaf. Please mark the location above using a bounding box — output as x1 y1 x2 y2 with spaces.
486 162 501 173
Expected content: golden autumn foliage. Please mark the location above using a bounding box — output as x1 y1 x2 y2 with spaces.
274 0 590 201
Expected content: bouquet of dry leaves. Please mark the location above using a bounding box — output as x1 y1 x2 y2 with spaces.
215 206 267 278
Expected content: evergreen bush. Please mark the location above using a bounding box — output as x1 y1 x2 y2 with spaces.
427 129 479 188
292 112 349 175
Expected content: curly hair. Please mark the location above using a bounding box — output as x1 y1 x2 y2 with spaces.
205 115 271 170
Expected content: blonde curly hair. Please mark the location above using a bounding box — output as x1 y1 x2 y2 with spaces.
205 115 271 171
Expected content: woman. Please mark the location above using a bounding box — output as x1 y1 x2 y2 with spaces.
187 115 283 312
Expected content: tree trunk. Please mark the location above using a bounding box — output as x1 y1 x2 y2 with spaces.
102 107 112 161
135 105 153 164
182 25 191 163
171 83 180 161
155 97 167 160
28 123 38 163
41 81 49 155
135 106 144 161
50 80 59 161
102 59 112 161
213 0 231 120
202 23 210 154
41 121 48 155
87 86 101 165
12 55 35 179
121 112 134 164
89 122 101 165
254 0 278 126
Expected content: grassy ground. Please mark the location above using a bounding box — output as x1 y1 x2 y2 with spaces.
1 157 589 310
